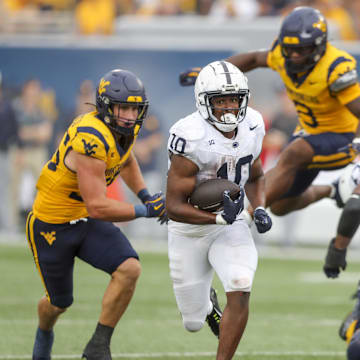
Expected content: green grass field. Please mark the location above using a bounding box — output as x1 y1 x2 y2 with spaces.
1 242 359 360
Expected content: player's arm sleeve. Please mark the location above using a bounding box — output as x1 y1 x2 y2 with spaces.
328 57 360 105
71 127 109 162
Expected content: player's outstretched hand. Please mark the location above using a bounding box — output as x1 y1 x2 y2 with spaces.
216 189 244 225
179 67 202 86
253 207 272 233
144 192 168 225
323 238 347 278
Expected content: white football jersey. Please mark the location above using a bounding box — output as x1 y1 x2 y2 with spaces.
167 108 265 236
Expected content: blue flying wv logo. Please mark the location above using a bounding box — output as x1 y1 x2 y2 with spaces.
82 139 98 156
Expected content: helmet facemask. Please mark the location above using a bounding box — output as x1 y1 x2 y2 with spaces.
195 61 250 133
100 97 148 137
279 6 328 74
201 91 249 133
281 38 326 73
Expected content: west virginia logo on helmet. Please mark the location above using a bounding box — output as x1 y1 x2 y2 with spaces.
98 78 110 95
95 69 149 137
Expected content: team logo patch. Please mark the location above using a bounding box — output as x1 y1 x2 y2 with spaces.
98 78 110 95
40 231 56 246
82 139 98 156
313 19 326 33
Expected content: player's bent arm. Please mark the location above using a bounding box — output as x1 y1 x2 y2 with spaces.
119 152 147 195
69 151 136 222
346 96 360 136
166 154 217 224
226 50 269 72
244 157 266 209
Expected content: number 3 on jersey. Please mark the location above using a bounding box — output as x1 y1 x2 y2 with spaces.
217 155 253 185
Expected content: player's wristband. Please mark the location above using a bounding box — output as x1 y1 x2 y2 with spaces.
215 214 228 225
134 204 147 218
137 188 151 204
254 206 266 212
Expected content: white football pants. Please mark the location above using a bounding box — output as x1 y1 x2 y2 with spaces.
168 220 258 332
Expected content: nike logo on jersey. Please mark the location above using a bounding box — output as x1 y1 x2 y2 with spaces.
209 139 215 145
249 125 258 131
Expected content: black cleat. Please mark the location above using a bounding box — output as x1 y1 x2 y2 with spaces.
339 281 360 341
206 287 222 338
82 340 112 360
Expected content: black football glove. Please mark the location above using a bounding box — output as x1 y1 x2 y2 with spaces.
144 192 168 225
253 207 272 233
138 189 168 225
179 67 202 86
216 189 244 225
323 238 347 278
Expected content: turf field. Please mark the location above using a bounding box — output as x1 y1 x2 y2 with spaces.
1 241 359 360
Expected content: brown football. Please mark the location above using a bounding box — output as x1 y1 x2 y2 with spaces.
189 178 241 212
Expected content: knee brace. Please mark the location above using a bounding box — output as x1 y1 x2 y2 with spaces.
173 282 210 333
337 196 360 238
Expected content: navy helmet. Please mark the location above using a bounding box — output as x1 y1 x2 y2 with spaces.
96 69 149 137
279 6 328 73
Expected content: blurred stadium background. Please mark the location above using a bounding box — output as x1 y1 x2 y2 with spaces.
1 0 360 358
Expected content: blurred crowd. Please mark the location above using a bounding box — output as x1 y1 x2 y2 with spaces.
0 0 360 40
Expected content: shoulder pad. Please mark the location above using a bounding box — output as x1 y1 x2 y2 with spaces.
169 112 206 141
329 69 358 93
246 107 265 134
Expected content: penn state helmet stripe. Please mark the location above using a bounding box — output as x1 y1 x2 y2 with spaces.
220 61 231 84
77 126 110 154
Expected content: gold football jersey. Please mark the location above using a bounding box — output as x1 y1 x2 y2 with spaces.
267 42 360 135
33 111 139 223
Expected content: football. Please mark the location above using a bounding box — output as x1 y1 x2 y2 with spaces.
189 178 241 212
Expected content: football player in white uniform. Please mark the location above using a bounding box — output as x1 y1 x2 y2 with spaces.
166 61 272 360
321 159 360 360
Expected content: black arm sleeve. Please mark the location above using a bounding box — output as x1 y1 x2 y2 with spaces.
337 195 360 238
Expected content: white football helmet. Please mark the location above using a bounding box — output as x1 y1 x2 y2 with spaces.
194 61 250 133
337 162 360 205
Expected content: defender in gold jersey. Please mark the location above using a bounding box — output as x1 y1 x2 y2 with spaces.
26 69 167 360
179 6 360 220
